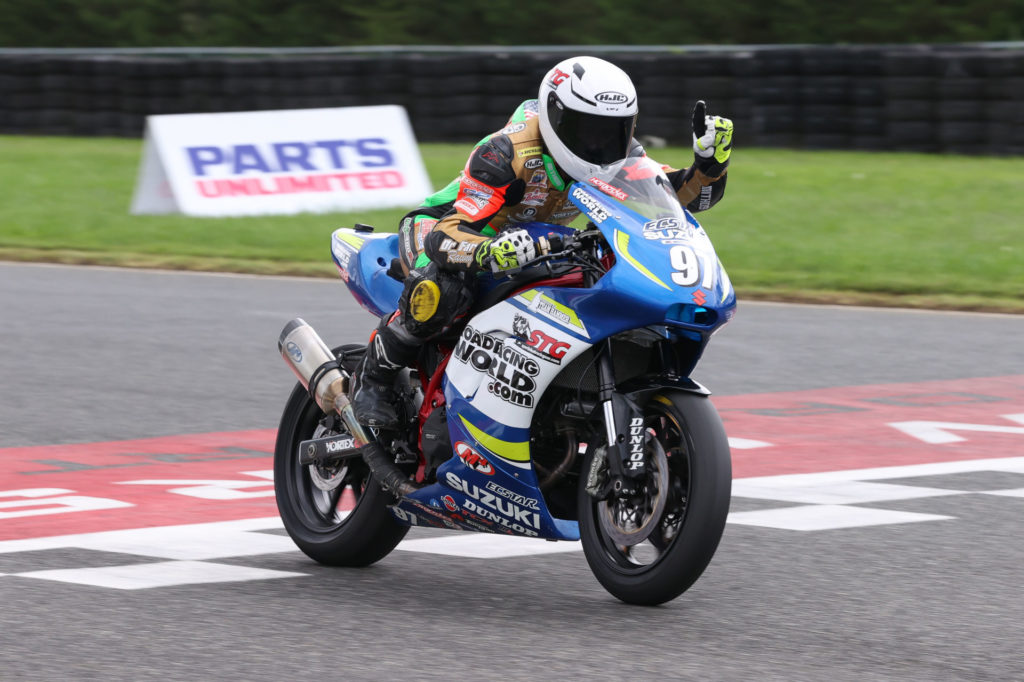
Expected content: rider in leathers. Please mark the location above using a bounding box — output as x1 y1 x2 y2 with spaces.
351 55 735 428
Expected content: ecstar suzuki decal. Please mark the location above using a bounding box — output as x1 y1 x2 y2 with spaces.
444 472 541 535
642 217 697 243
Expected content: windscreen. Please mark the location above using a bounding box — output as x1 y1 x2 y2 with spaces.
588 156 685 222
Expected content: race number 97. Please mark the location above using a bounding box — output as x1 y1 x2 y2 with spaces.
669 245 712 288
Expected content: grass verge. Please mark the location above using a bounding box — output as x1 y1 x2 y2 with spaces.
1 136 1021 312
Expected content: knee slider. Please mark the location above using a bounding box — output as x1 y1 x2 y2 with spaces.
399 267 444 337
399 264 473 338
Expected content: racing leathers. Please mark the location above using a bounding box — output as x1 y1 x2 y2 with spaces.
350 99 729 429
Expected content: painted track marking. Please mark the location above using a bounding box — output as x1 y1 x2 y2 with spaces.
1 375 1022 588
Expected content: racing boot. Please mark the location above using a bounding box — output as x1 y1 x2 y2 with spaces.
350 318 419 429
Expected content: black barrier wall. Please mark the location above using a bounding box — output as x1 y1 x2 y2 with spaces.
1 47 1022 154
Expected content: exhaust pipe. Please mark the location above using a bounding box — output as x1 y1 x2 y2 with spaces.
278 318 421 497
278 319 349 414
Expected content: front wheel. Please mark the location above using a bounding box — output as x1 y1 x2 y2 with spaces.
578 390 732 605
274 344 409 567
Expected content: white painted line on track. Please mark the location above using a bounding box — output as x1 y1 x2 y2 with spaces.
13 561 307 590
982 488 1024 498
734 456 1024 485
0 517 288 559
728 438 772 449
727 505 953 531
0 455 1021 589
731 480 969 505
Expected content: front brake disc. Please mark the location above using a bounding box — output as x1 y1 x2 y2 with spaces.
597 437 670 546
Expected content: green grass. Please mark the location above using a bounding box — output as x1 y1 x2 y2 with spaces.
1 135 1022 312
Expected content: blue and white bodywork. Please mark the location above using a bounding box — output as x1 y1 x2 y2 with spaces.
331 156 735 540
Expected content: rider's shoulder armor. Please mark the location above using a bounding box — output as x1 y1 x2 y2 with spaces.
467 134 517 188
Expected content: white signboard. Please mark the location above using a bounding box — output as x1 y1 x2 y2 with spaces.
131 105 432 217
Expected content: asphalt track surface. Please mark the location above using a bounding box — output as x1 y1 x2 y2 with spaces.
1 262 1023 681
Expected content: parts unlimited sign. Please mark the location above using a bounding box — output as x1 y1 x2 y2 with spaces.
131 105 433 216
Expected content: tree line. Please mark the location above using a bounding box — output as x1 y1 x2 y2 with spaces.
1 0 1022 48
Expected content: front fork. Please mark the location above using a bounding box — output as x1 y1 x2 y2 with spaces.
587 339 648 500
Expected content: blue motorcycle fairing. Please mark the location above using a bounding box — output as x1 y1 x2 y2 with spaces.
333 160 735 540
397 441 581 541
330 229 403 318
563 181 736 342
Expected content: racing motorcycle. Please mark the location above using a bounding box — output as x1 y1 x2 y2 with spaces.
274 154 735 605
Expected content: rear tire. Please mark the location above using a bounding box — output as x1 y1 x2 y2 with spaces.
579 390 731 605
274 344 409 567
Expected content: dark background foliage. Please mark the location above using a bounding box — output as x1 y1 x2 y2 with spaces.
2 0 1023 48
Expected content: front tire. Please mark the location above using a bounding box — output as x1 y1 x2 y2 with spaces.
578 390 732 605
274 344 409 567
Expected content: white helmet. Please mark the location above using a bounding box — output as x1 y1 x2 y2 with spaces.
537 56 639 183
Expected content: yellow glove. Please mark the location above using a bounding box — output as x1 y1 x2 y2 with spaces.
691 100 733 177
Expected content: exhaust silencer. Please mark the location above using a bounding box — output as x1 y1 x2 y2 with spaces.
278 318 349 415
278 318 374 451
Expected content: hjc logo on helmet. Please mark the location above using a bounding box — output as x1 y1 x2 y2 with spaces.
595 91 628 104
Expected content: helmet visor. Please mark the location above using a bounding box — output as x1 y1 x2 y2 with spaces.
548 93 636 167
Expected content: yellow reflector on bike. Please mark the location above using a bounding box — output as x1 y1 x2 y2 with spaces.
409 280 441 322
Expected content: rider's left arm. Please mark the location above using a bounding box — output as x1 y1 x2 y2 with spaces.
665 166 728 213
664 102 733 213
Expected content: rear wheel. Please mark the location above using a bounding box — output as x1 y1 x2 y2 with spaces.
273 344 409 566
578 390 731 605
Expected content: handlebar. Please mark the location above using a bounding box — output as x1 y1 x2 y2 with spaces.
486 228 607 279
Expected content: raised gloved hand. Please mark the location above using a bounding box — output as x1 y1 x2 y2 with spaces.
691 100 733 178
475 228 538 273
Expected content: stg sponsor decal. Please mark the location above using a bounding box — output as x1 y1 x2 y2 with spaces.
512 314 570 364
454 325 540 408
445 472 541 536
455 442 494 475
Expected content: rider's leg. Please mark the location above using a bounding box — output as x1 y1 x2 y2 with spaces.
350 312 420 429
351 260 475 429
